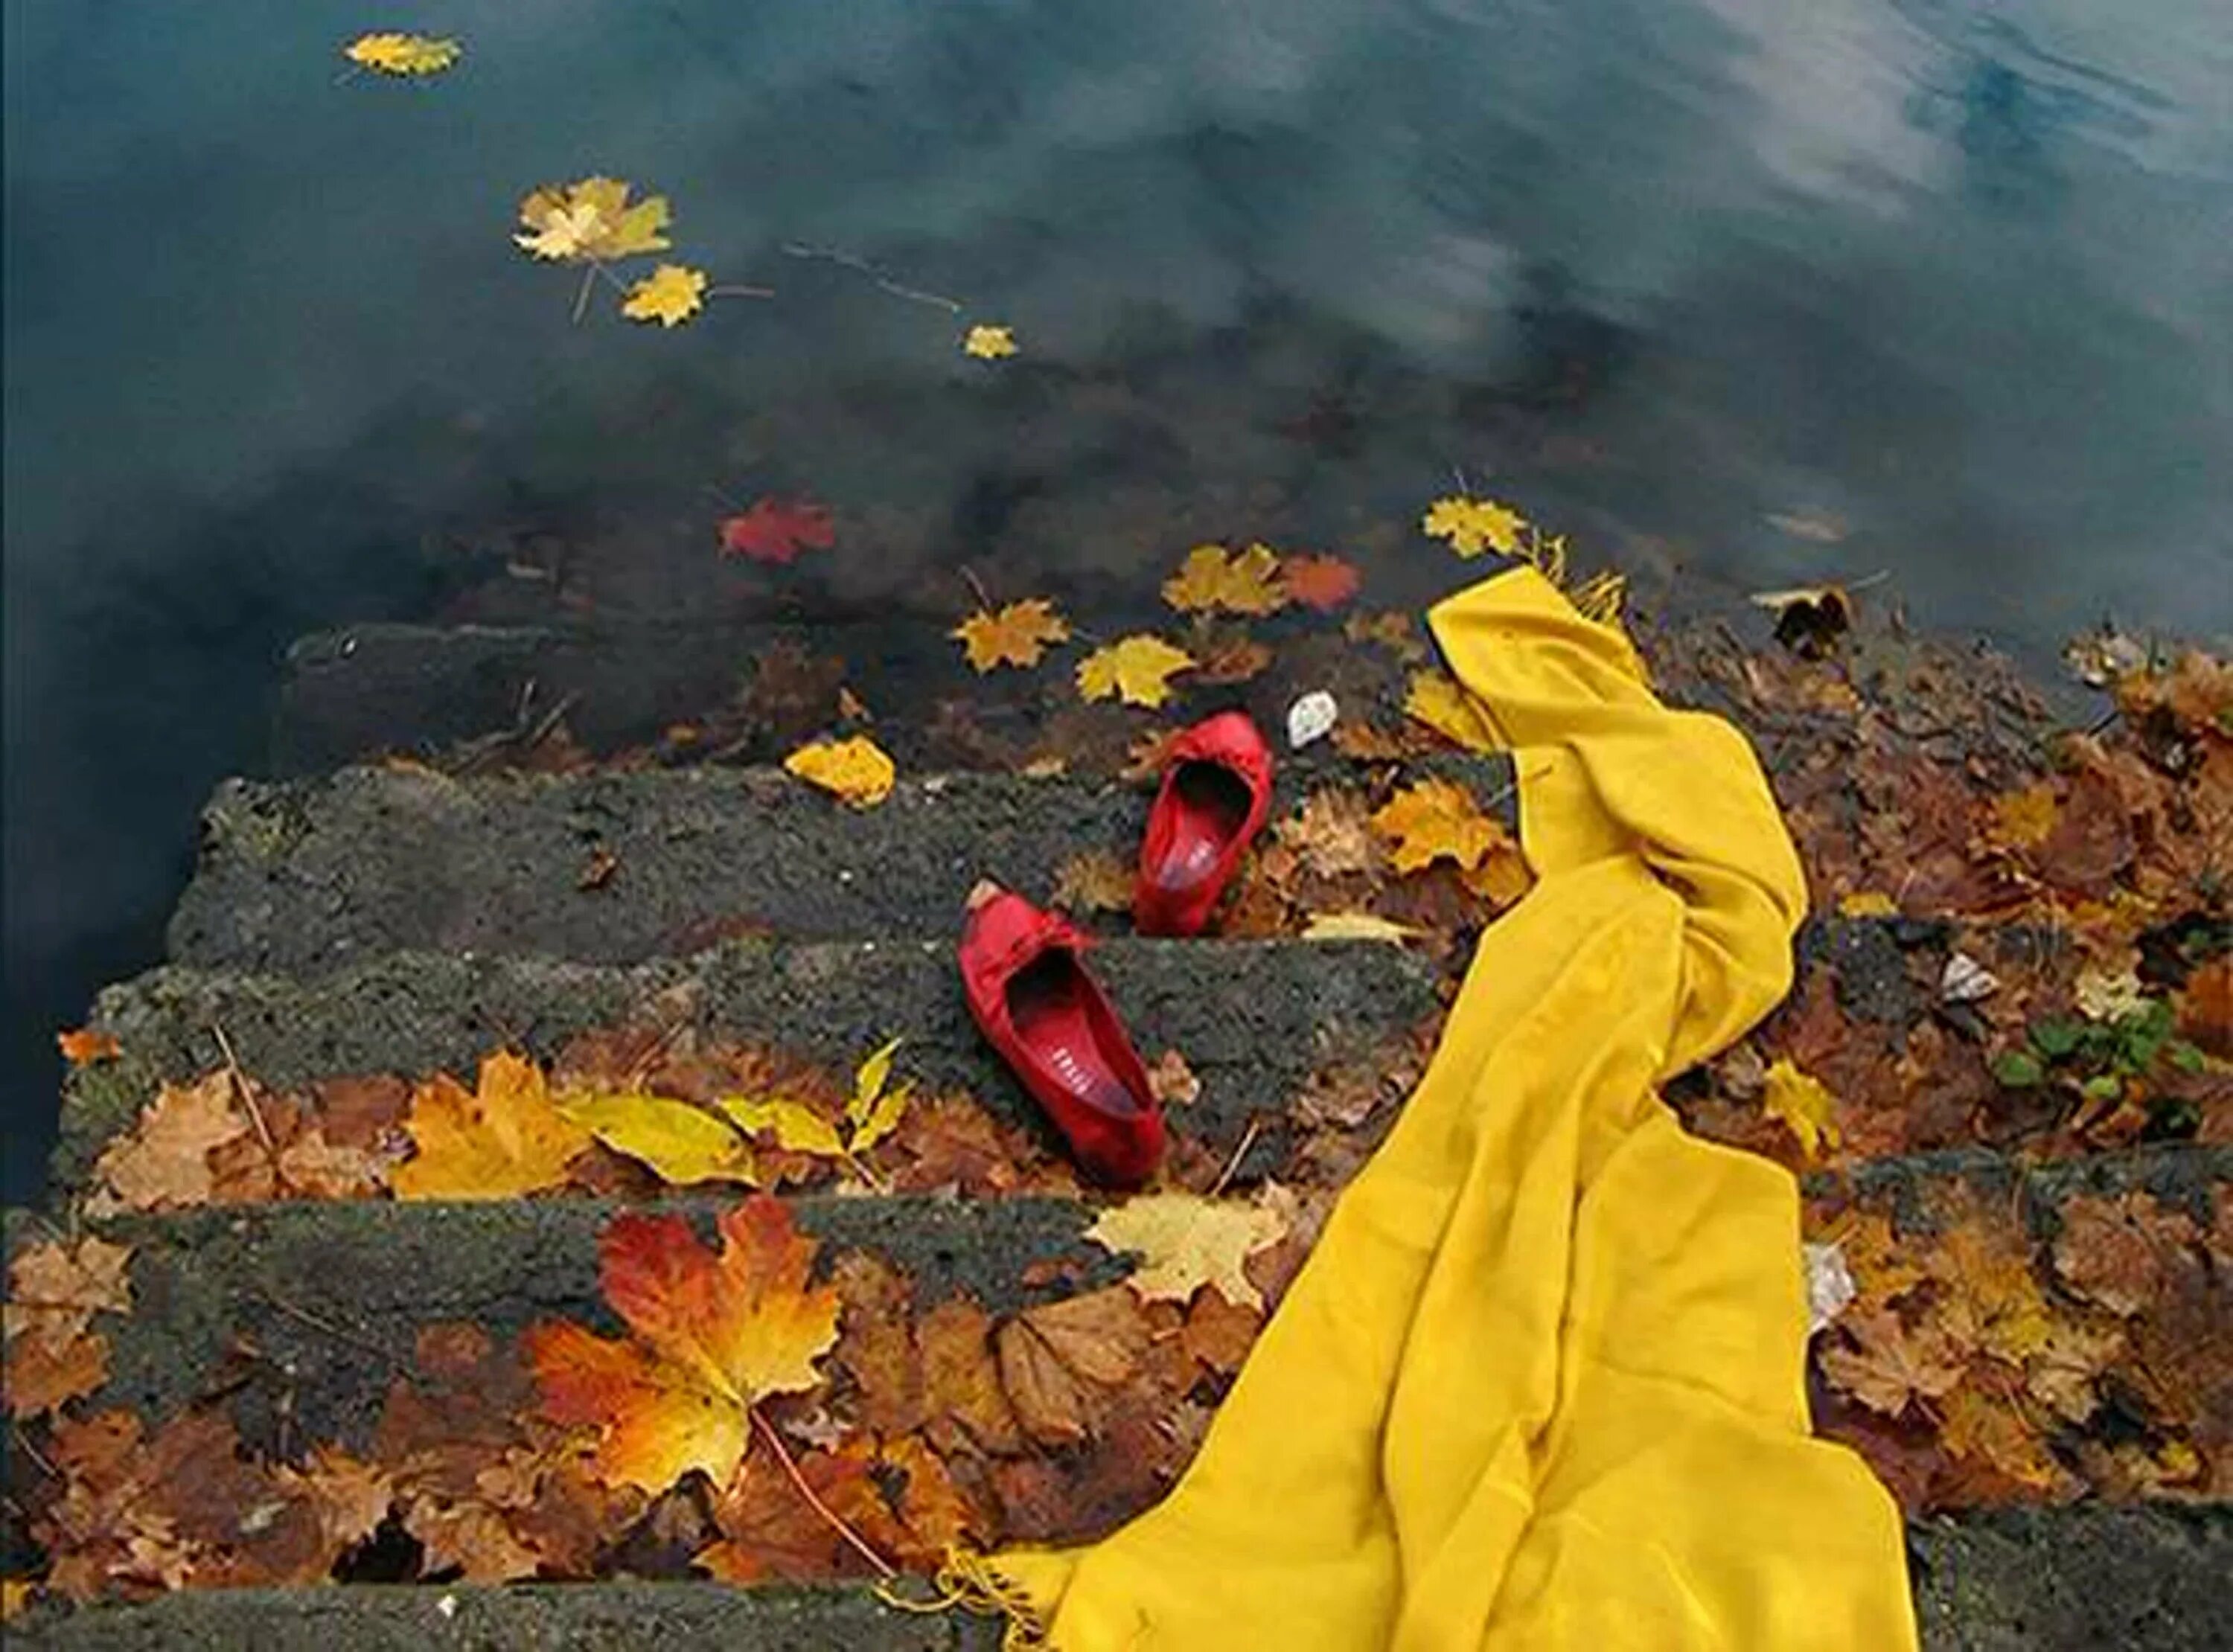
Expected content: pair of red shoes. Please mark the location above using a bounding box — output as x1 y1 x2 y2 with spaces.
959 711 1274 1187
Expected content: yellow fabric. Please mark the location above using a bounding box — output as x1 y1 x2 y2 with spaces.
983 567 1917 1650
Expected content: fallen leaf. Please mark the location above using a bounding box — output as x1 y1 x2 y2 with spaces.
620 263 707 327
1816 1305 1965 1416
1192 631 1273 685
1761 1058 1841 1162
719 497 836 565
718 1096 846 1159
1146 1051 1201 1107
279 1448 395 1552
1344 609 1429 663
880 1432 977 1557
1300 911 1420 943
557 1091 759 1186
5 1235 132 1350
697 1446 886 1581
784 736 896 807
1370 778 1504 875
1922 1214 2053 1365
1421 496 1526 557
393 1052 592 1201
514 177 671 262
2053 1193 2197 1317
1838 891 1900 918
2180 957 2233 1057
1403 670 1499 752
831 1254 923 1436
2025 1318 2124 1424
405 1495 546 1582
1054 848 1135 914
916 1297 1023 1454
1985 783 2060 851
1276 789 1379 879
1076 635 1197 710
953 599 1070 672
1087 1190 1291 1310
1460 842 1534 909
995 1286 1149 1447
344 33 461 76
1937 1382 2064 1491
1179 1289 1263 1374
56 1028 121 1066
962 324 1018 359
2074 967 2149 1024
844 1039 913 1156
526 1199 841 1493
2 1324 109 1417
1161 545 1288 616
1279 553 1360 612
88 1072 249 1212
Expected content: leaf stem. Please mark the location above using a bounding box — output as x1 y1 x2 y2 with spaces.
748 1405 897 1578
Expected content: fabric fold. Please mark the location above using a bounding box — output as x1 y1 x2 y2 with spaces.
979 567 1915 1650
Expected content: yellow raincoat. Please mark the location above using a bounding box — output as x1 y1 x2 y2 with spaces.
977 567 1917 1649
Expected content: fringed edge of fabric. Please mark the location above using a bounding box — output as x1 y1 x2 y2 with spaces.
872 1547 1053 1650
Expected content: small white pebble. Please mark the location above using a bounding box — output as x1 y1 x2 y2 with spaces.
435 1593 459 1620
1804 1240 1856 1334
837 868 854 883
1940 952 1999 1005
1287 691 1338 749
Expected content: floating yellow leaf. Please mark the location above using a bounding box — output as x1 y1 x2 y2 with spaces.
1421 495 1527 557
784 735 895 807
1370 778 1502 874
344 33 462 77
1761 1057 1840 1162
1160 543 1288 616
953 599 1070 672
963 325 1018 359
1300 911 1421 943
514 177 672 263
620 263 707 327
393 1052 592 1200
1076 635 1196 709
558 1092 758 1185
1086 1189 1291 1310
1403 670 1499 752
717 1096 847 1159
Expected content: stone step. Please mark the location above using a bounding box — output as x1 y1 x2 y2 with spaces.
164 759 1515 975
57 941 1438 1197
16 1502 2233 1651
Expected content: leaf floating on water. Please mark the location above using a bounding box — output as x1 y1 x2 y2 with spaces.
620 263 707 327
953 599 1070 672
514 177 672 263
718 496 835 564
1279 552 1361 612
784 736 896 807
1421 496 1526 557
1076 635 1196 709
344 33 462 77
962 324 1018 359
1162 544 1288 617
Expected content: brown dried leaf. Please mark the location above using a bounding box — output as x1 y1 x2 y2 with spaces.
280 1448 396 1552
1179 1289 1263 1375
1147 1051 1201 1107
1815 1305 1966 1417
1275 789 1380 880
995 1286 1149 1447
917 1297 1023 1456
404 1494 546 1582
89 1072 251 1212
2053 1193 2197 1318
1052 850 1135 915
831 1253 923 1436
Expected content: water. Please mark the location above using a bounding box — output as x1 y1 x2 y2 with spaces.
5 0 2230 1197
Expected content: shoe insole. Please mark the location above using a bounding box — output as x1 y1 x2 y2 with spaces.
1145 763 1252 894
1008 954 1140 1118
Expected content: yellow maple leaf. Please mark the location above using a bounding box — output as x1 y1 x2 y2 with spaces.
1421 495 1527 557
558 1091 758 1185
962 324 1018 359
344 33 462 77
1370 778 1503 874
514 177 672 263
392 1051 592 1200
1160 543 1288 616
1076 635 1197 709
1402 670 1500 752
1760 1058 1841 1162
1087 1189 1292 1310
620 263 707 327
526 1199 840 1493
784 735 895 807
953 599 1070 672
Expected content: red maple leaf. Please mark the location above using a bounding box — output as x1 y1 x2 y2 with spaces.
1279 553 1361 612
718 498 835 565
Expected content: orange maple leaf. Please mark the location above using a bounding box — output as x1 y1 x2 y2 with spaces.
526 1198 840 1493
952 599 1070 673
56 1027 121 1066
392 1051 591 1201
1278 552 1361 612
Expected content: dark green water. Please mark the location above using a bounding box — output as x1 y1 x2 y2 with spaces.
4 0 2229 1194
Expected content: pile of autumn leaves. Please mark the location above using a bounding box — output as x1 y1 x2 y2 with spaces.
4 1037 1312 1601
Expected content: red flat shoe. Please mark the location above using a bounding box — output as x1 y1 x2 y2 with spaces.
958 883 1166 1187
1134 710 1274 937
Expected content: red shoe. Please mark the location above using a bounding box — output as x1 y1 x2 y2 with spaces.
1134 711 1274 937
958 883 1166 1187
